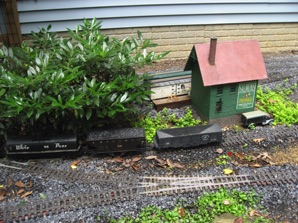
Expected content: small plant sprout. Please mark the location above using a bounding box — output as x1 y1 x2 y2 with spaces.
216 155 231 165
245 155 253 162
233 125 239 133
248 123 255 130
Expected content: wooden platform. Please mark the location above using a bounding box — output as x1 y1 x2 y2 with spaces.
152 95 191 111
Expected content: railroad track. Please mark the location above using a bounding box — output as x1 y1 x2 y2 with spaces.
1 125 297 222
0 160 137 188
222 124 298 148
1 169 297 222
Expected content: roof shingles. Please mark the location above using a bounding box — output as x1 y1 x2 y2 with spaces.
193 40 268 86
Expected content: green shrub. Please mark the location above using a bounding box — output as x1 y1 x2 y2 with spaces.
256 85 298 126
0 18 169 132
105 188 270 223
134 107 201 143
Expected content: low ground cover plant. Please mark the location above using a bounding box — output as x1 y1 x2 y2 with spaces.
102 188 270 223
256 84 297 126
0 18 168 134
134 107 201 143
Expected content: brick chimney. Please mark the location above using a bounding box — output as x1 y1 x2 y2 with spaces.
208 37 217 65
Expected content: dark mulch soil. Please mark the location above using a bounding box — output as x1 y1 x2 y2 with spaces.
0 51 297 223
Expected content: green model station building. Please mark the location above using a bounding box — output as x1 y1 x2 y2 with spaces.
185 38 268 121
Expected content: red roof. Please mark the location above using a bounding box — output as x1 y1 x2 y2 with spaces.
193 40 268 86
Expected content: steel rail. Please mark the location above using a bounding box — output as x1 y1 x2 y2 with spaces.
1 170 297 222
0 187 139 222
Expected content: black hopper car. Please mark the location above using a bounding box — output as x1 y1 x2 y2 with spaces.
3 124 222 158
154 124 222 149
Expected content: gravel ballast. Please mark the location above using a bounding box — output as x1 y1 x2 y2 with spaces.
0 52 297 223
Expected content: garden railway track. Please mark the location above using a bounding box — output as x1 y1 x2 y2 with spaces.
0 124 297 185
0 168 297 222
0 124 298 222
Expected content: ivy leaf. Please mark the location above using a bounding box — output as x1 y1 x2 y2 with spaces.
0 88 6 97
86 108 92 120
39 193 47 200
223 169 234 175
120 92 128 103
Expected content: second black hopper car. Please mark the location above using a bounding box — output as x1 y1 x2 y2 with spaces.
3 124 222 158
154 124 222 149
84 128 146 153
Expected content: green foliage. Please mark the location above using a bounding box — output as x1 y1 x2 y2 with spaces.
194 188 258 222
106 188 270 223
0 18 169 132
134 107 201 143
171 107 201 127
256 85 298 126
216 155 231 165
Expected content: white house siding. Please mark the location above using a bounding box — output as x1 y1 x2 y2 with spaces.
17 0 298 34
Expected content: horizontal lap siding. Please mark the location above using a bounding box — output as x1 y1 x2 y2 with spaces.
17 1 298 34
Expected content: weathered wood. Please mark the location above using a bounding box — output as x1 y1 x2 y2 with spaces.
153 95 191 111
0 0 22 46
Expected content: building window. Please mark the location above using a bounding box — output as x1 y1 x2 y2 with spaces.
216 98 223 113
230 84 236 93
217 85 223 95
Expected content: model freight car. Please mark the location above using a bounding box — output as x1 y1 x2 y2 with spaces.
5 133 78 156
3 124 222 158
84 127 146 153
153 124 222 149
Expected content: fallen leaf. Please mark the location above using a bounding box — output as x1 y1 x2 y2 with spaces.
70 165 77 169
0 189 8 200
155 158 167 166
113 156 124 163
178 207 185 217
145 155 157 160
17 189 25 195
223 199 230 205
105 169 114 174
172 162 184 169
28 181 33 188
113 167 124 172
249 210 256 217
123 163 132 168
15 181 26 188
149 163 155 168
132 155 142 162
20 191 32 199
7 177 12 188
70 160 81 169
132 164 141 171
0 194 5 201
166 159 174 168
253 138 265 143
216 148 223 154
231 160 239 166
234 217 244 223
227 151 233 157
249 163 262 168
223 169 234 175
257 152 272 160
235 152 246 160
71 160 81 166
268 99 277 103
250 155 257 161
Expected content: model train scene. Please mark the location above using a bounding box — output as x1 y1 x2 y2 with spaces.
3 124 223 158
